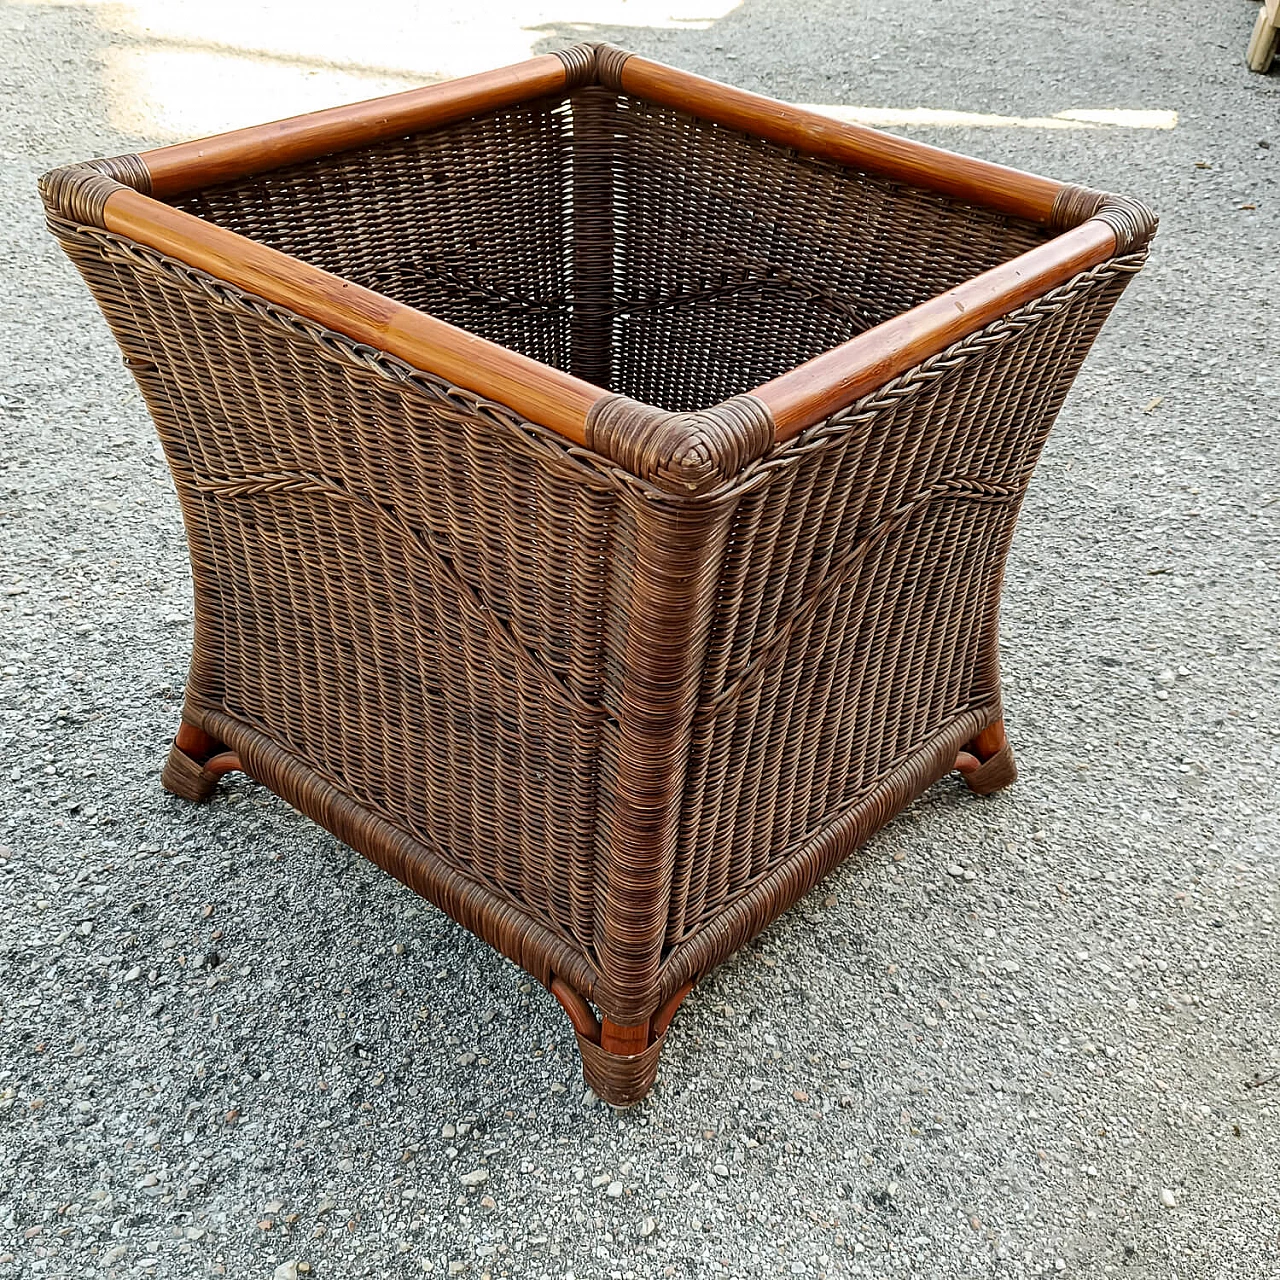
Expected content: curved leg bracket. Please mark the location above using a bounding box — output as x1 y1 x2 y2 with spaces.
955 720 1018 796
162 720 243 803
550 977 694 1107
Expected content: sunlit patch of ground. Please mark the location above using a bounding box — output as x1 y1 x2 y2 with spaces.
15 0 1174 143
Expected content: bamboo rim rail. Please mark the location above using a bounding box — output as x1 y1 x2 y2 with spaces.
755 218 1119 440
56 43 1139 463
98 183 1122 449
102 188 605 446
613 54 1067 224
135 48 1068 222
138 54 577 198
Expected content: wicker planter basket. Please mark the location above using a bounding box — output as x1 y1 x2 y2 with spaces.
41 43 1155 1105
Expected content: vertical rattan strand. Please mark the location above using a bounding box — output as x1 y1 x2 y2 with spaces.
570 86 617 388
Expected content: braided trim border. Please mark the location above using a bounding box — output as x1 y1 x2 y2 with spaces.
735 250 1148 497
49 215 1143 508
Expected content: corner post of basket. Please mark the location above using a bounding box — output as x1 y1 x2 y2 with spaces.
583 394 774 1028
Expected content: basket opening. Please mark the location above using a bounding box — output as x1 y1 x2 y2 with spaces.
168 89 1055 415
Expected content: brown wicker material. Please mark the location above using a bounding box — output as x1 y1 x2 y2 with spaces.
40 43 1155 1105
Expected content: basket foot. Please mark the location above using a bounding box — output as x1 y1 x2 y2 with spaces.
955 720 1017 796
578 1028 667 1107
551 979 693 1107
162 720 243 803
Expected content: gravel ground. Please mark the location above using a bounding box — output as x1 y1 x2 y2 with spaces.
2 2 1278 1278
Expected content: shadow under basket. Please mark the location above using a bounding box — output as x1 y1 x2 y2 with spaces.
40 42 1155 1106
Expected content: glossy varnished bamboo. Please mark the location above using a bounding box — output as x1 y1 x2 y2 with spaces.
616 54 1067 225
753 218 1119 440
102 188 605 444
139 55 575 198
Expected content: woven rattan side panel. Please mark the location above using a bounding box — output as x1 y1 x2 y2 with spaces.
50 219 637 979
170 98 578 372
605 96 1054 412
664 258 1143 962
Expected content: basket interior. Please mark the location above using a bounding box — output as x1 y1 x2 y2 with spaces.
170 90 1054 413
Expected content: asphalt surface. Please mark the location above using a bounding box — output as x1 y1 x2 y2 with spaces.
1 2 1278 1278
